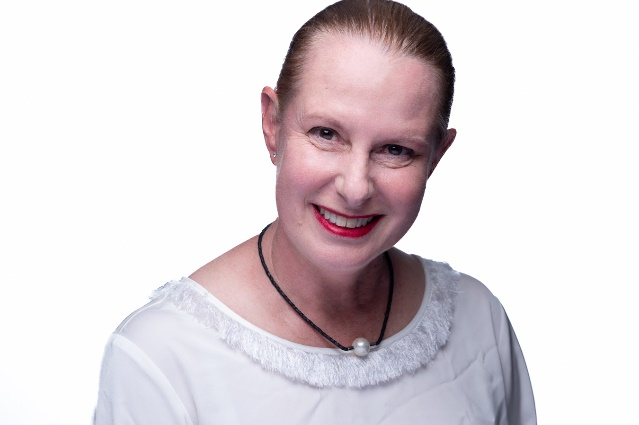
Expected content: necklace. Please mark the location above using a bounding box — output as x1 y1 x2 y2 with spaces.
257 223 394 357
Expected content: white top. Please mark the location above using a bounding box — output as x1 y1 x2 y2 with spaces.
94 257 536 424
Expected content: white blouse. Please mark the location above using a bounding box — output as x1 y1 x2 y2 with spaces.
94 257 536 424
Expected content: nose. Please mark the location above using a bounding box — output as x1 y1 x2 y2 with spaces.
335 153 373 208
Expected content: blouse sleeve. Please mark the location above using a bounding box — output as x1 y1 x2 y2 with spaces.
93 334 194 425
493 300 537 425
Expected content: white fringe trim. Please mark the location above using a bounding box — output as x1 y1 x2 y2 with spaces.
151 259 459 388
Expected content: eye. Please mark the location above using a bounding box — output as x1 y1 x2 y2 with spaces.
372 143 416 167
385 144 414 157
307 126 345 152
313 127 336 141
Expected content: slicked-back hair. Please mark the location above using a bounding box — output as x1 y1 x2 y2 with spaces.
275 0 455 142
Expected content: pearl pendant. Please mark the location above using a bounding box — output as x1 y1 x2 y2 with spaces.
352 337 371 357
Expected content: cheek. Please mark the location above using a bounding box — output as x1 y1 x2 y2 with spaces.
403 184 427 221
382 164 427 200
274 146 331 215
277 149 316 192
382 168 428 218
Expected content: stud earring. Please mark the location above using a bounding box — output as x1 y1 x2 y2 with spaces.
272 152 277 158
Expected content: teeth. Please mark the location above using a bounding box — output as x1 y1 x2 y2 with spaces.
319 207 374 228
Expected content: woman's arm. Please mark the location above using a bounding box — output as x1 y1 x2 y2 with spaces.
494 301 537 425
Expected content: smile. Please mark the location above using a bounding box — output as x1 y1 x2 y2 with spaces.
317 207 375 229
313 205 380 238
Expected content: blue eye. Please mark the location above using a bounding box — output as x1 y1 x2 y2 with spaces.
386 145 412 156
388 145 402 155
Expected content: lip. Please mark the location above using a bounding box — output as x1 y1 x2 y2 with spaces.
313 205 380 238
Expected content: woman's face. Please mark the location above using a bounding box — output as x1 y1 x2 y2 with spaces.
262 34 454 272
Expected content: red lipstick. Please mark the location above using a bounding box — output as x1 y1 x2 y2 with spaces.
313 206 380 238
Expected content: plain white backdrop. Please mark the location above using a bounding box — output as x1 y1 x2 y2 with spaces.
1 1 637 423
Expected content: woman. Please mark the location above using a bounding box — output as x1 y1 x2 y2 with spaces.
94 0 536 423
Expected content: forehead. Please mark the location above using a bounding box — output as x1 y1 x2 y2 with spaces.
291 33 442 136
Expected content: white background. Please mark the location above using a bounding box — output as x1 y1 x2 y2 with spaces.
1 1 637 423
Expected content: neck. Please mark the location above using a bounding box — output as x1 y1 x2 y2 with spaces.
266 221 388 313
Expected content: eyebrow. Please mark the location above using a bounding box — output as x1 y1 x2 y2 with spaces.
297 112 342 129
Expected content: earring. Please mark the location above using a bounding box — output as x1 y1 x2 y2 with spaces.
272 152 277 158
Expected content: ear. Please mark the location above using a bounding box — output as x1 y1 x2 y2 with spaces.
427 128 456 178
261 86 280 165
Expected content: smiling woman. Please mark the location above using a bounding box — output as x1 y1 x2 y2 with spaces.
93 1 536 423
262 33 449 271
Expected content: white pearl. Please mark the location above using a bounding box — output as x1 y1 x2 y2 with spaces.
352 337 371 357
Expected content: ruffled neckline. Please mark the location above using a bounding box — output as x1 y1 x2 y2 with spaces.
151 257 459 388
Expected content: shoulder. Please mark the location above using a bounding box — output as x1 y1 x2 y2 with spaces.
417 257 506 335
424 261 511 353
113 287 203 352
418 260 537 421
420 257 500 309
456 272 501 307
189 236 266 308
105 279 237 388
96 284 212 425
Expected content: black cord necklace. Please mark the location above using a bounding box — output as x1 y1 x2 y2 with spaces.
257 223 394 357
